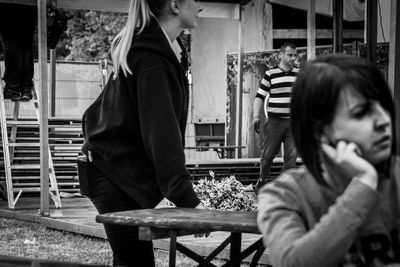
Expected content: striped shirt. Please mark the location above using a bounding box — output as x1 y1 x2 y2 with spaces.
255 65 299 119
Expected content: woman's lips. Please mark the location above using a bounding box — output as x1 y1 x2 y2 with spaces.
374 135 391 146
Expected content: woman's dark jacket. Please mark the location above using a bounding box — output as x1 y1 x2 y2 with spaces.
81 21 200 209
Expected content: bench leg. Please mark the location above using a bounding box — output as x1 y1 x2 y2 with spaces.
230 232 242 267
169 230 177 267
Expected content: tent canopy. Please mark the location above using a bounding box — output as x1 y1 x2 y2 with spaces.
269 0 364 21
0 0 248 19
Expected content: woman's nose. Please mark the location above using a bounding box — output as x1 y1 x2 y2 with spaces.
374 104 391 130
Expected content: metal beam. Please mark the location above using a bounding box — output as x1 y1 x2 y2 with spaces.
235 6 243 158
333 0 343 53
0 0 242 18
389 0 400 155
366 0 378 62
307 0 316 60
37 0 50 217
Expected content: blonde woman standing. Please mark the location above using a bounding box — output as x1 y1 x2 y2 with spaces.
80 0 203 266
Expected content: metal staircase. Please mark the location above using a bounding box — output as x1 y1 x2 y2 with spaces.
0 77 62 209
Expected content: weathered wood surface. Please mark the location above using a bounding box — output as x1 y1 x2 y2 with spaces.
96 208 260 234
0 198 270 264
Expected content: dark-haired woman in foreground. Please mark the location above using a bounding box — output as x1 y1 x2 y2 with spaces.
257 54 400 267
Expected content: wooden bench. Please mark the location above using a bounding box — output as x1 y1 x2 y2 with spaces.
96 208 266 267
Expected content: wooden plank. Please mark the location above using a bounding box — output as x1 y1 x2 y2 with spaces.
96 208 260 234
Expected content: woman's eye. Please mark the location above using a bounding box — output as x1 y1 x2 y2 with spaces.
353 103 372 118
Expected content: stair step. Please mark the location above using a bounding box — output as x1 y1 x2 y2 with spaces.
6 120 39 125
2 156 78 161
8 142 40 147
11 187 59 192
12 182 78 187
8 142 82 147
12 175 78 182
11 164 42 169
10 175 78 180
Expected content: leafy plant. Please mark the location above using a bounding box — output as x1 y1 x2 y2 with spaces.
193 175 257 212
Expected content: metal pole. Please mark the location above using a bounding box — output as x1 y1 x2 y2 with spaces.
50 49 56 117
333 0 343 53
366 0 378 62
235 6 243 158
38 0 50 216
307 0 316 60
388 0 400 155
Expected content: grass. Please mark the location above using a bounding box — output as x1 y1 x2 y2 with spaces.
0 217 264 266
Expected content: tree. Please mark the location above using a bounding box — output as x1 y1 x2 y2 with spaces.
60 11 126 62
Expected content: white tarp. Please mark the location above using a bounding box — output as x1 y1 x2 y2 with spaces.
269 0 364 21
199 2 240 19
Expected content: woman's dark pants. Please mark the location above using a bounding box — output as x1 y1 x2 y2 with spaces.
88 167 155 267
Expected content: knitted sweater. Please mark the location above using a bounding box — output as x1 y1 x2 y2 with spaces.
257 157 400 267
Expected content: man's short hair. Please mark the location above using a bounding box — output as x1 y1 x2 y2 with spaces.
280 42 296 52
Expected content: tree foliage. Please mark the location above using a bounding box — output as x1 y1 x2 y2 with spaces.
59 10 126 62
1 10 191 63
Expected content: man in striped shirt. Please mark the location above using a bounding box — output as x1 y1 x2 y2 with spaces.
252 42 299 191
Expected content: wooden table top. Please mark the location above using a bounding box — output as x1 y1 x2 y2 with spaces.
96 208 260 234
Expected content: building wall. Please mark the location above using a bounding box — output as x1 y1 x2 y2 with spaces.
377 0 390 43
190 0 273 125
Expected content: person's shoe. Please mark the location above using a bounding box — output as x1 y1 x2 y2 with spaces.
20 88 33 102
3 88 21 102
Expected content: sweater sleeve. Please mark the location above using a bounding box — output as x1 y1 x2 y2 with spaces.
257 175 379 267
135 67 200 208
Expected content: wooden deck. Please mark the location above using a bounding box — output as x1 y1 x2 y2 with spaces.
0 197 270 265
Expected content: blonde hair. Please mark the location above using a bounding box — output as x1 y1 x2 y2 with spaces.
111 0 154 77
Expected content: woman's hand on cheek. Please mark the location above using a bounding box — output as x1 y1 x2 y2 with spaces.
321 141 378 190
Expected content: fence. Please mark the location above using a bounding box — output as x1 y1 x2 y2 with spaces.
0 61 221 161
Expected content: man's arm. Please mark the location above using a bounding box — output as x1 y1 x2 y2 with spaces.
253 97 264 134
253 70 271 134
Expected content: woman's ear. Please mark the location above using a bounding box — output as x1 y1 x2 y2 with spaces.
170 0 180 15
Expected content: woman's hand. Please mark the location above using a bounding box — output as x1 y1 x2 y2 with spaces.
194 203 211 238
321 140 378 189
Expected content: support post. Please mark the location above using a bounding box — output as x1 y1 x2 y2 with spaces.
307 0 316 60
38 0 50 216
235 5 243 158
366 0 377 62
389 0 400 154
333 0 343 53
50 49 56 117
